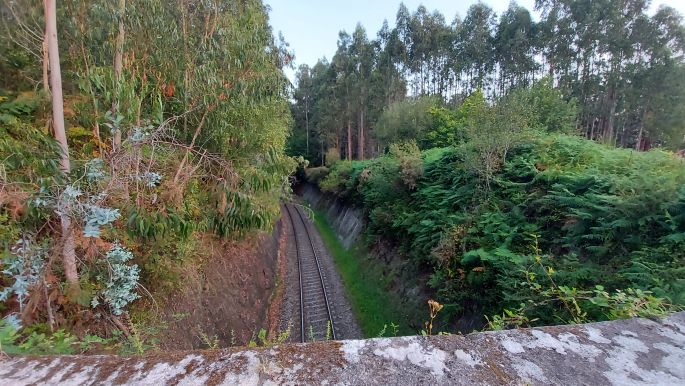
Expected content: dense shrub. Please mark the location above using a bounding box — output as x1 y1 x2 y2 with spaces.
374 96 440 150
304 166 329 185
318 133 685 327
324 148 341 166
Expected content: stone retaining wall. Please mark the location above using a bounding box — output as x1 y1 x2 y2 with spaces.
302 184 364 249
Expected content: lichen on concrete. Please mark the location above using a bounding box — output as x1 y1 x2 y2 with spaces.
0 312 684 385
453 349 482 367
371 337 448 376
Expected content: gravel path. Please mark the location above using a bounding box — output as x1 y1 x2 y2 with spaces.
279 202 362 342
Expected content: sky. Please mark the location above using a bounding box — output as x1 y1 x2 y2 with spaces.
266 0 685 81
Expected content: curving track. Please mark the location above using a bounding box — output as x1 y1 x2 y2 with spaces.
283 203 337 342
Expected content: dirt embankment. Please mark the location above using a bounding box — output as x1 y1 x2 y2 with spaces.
147 221 285 349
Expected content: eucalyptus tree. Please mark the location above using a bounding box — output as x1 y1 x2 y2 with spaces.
495 3 537 94
292 64 314 157
349 24 375 159
288 0 685 154
626 5 685 149
375 20 407 107
330 31 357 160
456 3 497 95
45 0 80 293
311 60 344 163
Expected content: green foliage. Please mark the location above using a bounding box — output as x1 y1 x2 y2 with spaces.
127 208 193 240
288 1 685 158
388 141 423 190
247 327 290 347
424 107 466 149
91 244 140 315
0 239 47 307
1 0 294 341
319 161 356 196
0 93 43 124
317 133 685 328
325 148 341 167
513 77 577 134
374 96 441 149
304 166 329 185
486 238 674 330
0 104 62 186
0 319 113 355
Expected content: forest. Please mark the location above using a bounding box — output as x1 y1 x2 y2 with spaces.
0 0 293 353
0 0 684 356
295 0 685 330
288 0 685 163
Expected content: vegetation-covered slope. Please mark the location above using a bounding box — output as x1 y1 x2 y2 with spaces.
1 0 293 353
316 134 685 329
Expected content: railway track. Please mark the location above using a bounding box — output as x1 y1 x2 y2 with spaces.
284 203 337 342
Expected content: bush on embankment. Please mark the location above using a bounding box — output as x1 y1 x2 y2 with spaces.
316 134 685 328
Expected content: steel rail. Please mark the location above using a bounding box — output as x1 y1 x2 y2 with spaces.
283 203 306 342
284 203 337 342
291 204 337 341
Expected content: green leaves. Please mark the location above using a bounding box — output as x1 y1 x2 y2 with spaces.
318 131 685 328
127 208 192 240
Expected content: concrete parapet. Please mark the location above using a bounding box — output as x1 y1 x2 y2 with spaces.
1 312 684 385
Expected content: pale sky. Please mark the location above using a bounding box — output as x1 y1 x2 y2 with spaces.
266 0 685 81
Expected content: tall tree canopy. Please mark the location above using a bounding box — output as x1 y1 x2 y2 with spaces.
288 0 685 165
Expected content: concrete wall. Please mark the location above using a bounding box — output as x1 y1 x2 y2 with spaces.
302 184 364 249
2 312 683 385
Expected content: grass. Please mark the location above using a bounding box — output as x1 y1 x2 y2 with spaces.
310 208 416 337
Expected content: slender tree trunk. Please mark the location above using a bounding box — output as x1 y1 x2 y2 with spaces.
45 1 69 173
635 124 643 151
112 0 126 149
180 0 190 134
347 119 352 161
335 135 340 160
42 2 50 133
59 214 78 290
45 0 79 292
605 82 617 145
305 96 309 157
358 107 364 161
173 109 210 185
42 30 50 97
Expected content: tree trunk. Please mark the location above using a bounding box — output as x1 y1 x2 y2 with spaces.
59 213 79 291
42 33 50 97
172 109 210 186
605 86 616 145
635 124 644 151
112 0 126 149
45 0 68 173
305 97 309 157
45 0 79 292
358 108 364 161
347 119 352 161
